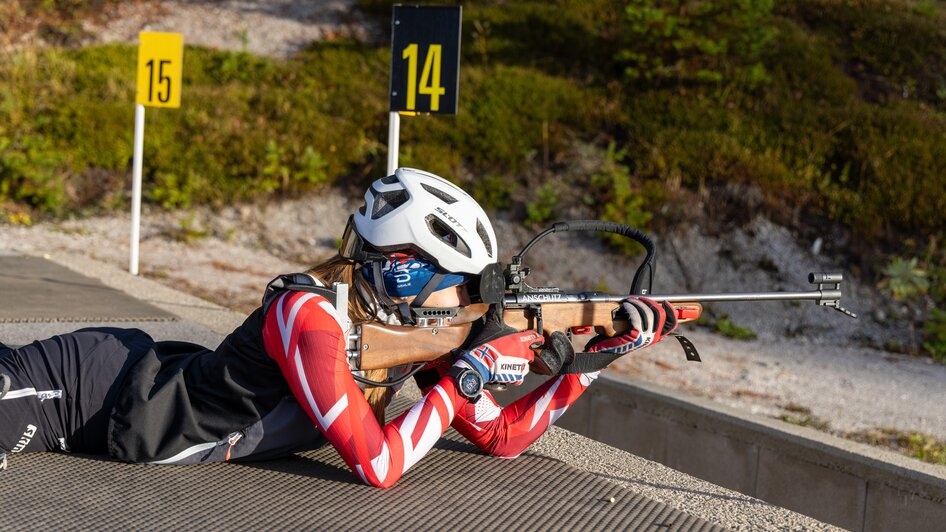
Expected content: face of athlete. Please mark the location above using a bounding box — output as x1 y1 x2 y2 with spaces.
370 250 471 308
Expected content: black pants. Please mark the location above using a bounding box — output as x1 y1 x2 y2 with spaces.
0 328 152 456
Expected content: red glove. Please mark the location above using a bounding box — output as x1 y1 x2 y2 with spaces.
585 297 677 354
455 330 543 386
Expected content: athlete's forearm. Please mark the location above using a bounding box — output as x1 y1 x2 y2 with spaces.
445 369 599 458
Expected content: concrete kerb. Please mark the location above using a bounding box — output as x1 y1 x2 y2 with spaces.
600 372 946 502
564 372 946 530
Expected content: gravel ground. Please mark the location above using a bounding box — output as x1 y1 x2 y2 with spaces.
4 0 943 466
85 0 372 58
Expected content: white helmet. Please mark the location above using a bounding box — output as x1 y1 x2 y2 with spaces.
351 168 497 275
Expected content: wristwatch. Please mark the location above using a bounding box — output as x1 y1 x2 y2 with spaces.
450 366 484 402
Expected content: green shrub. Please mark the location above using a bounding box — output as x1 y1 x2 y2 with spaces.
0 42 393 212
714 317 758 340
850 428 946 465
619 0 777 85
401 65 606 174
778 0 946 107
929 265 946 306
878 257 929 301
525 183 560 226
617 13 946 243
463 1 623 80
923 308 946 363
471 174 514 210
590 142 653 253
148 172 193 209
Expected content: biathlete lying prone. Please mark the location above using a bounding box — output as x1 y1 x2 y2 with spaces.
0 168 676 487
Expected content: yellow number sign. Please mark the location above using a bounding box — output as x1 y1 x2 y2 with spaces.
136 32 183 108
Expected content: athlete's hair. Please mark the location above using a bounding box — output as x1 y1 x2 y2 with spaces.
306 255 393 423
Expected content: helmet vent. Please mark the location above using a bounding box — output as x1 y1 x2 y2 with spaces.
380 174 399 185
372 190 409 219
476 219 494 258
421 183 458 204
426 215 472 258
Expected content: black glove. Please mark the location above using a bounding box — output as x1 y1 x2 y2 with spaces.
459 303 517 351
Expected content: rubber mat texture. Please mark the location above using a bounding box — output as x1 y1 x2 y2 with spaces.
0 256 174 323
2 420 721 530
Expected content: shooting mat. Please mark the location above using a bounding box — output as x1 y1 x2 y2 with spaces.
0 255 175 323
1 397 722 530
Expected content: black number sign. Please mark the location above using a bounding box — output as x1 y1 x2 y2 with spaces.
389 5 462 114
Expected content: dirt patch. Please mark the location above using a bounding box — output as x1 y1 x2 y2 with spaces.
84 0 373 58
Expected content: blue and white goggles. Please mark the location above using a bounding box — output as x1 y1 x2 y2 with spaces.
362 253 469 297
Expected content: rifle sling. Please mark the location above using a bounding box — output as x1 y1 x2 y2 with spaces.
558 351 623 374
558 334 701 374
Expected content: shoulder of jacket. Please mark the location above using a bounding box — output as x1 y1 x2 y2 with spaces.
262 273 336 316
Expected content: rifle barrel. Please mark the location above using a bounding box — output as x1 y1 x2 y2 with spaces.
649 290 841 303
505 290 840 305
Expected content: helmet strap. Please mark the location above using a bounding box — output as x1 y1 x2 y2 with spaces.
410 272 445 308
365 260 419 325
368 261 399 310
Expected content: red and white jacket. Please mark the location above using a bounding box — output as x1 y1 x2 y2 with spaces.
261 290 598 488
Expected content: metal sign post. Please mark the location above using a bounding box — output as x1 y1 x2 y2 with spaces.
130 103 145 274
130 31 183 275
387 5 462 174
387 111 401 174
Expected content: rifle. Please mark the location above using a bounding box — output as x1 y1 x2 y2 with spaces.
346 221 857 379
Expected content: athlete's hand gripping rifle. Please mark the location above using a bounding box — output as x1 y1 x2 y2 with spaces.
347 221 856 379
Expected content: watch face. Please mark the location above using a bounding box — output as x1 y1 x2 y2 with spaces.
459 371 482 397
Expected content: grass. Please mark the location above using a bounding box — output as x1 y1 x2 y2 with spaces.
848 428 946 466
780 403 832 431
780 403 946 466
695 308 758 341
779 413 832 432
714 317 758 341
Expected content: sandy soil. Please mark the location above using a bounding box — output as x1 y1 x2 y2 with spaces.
85 0 372 58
